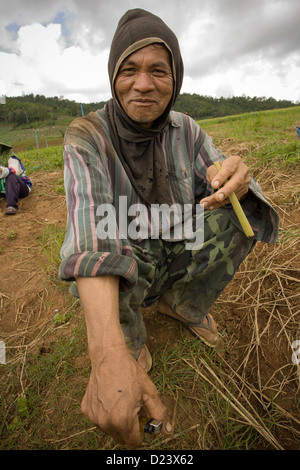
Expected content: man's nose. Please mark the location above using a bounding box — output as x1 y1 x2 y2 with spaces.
133 72 155 92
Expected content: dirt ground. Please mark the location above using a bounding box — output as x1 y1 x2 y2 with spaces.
0 165 299 449
0 170 67 335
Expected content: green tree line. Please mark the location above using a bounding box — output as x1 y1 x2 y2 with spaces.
0 94 106 127
0 93 297 127
173 93 298 120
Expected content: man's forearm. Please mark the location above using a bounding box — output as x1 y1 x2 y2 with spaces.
76 276 125 360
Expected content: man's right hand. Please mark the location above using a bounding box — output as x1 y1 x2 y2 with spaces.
81 343 169 448
76 275 171 449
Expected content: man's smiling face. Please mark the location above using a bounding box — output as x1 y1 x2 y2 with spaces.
115 44 174 128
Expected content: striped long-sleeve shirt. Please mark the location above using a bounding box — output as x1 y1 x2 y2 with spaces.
59 108 279 291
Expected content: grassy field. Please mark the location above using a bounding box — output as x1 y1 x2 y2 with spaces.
0 116 73 151
0 106 299 451
200 106 300 167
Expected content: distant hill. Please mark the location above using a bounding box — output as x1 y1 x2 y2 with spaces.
0 94 106 128
0 93 297 128
173 93 298 120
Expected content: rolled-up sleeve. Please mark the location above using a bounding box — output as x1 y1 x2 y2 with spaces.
59 136 138 291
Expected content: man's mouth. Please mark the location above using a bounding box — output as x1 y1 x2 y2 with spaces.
130 98 157 106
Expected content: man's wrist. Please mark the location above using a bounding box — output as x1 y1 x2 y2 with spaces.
88 341 128 365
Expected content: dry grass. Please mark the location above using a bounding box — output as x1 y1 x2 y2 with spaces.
210 165 300 449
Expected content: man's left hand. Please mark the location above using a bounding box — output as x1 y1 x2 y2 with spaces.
200 156 250 210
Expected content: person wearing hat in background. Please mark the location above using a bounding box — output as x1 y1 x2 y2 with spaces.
0 142 32 215
59 9 279 448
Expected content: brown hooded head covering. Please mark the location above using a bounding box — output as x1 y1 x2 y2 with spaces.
105 8 184 205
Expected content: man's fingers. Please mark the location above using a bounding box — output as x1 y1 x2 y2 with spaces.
210 156 241 189
201 156 250 209
86 400 143 449
104 412 142 449
142 393 172 435
105 429 126 446
206 165 217 184
120 415 144 449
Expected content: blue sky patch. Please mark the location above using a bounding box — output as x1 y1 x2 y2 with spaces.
5 22 20 41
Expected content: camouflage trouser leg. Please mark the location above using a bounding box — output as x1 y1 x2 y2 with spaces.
161 208 256 323
119 208 256 354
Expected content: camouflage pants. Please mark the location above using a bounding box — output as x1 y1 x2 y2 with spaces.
119 208 256 353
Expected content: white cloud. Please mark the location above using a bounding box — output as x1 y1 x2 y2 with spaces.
178 2 300 102
182 54 300 102
0 22 110 102
0 0 299 103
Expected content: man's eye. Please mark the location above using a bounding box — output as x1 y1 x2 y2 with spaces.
120 68 136 75
152 69 166 76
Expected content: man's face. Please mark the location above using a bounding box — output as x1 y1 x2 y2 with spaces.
115 44 173 128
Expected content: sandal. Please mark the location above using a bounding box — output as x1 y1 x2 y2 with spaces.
138 344 152 373
5 206 18 215
176 313 220 347
157 299 220 348
130 344 152 373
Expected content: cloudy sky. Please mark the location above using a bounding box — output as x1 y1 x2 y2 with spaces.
1 0 299 103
